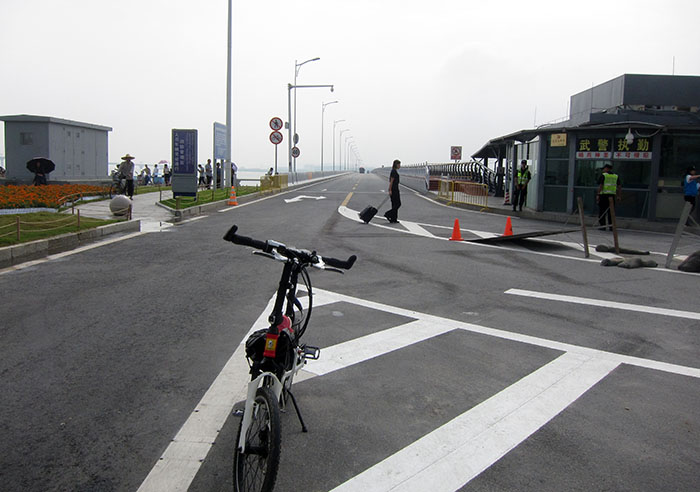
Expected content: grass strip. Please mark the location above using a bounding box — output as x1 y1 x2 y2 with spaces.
0 212 120 247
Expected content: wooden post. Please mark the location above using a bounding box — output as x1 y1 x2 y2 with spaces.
609 196 620 255
665 201 692 268
176 196 181 210
77 209 81 230
577 197 590 258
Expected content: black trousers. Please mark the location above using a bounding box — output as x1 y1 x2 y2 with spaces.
598 194 615 229
125 179 134 198
385 193 401 222
512 186 526 210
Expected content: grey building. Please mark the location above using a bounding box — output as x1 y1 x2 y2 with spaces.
473 74 700 222
0 114 112 183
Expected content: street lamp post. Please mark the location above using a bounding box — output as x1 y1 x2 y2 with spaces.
321 101 338 173
293 57 320 175
345 136 354 171
288 83 334 180
332 119 345 172
338 129 349 172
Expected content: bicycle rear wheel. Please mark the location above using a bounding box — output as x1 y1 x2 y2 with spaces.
233 386 281 492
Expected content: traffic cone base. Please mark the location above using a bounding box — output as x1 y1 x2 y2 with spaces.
504 216 513 236
449 218 464 241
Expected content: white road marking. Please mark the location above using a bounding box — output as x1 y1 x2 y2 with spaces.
330 353 619 492
284 195 327 203
505 288 700 321
138 287 700 492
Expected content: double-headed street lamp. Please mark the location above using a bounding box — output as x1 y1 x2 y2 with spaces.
321 101 338 173
293 58 320 174
288 83 334 179
332 119 345 172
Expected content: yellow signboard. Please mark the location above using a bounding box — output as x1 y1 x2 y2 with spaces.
551 133 567 147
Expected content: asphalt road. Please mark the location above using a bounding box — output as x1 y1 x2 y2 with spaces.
1 173 698 491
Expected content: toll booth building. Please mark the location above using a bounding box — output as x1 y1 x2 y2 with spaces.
473 74 700 221
0 114 112 183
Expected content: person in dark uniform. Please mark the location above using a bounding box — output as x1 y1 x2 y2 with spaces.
597 163 621 231
384 159 401 223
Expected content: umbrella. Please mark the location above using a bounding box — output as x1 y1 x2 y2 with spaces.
158 160 169 165
26 157 56 174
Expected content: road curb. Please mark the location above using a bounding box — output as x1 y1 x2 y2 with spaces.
0 219 141 268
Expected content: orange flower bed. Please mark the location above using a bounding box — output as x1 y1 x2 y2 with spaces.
0 184 109 209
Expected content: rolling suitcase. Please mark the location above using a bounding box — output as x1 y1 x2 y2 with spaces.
359 196 389 224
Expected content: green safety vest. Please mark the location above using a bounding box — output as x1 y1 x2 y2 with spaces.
517 168 529 186
602 173 618 195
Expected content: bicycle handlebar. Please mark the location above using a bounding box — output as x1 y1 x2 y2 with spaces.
223 225 356 270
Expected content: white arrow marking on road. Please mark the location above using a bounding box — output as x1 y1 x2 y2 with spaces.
284 195 327 203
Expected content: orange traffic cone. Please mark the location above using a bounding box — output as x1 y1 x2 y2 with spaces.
228 186 238 206
449 219 464 241
504 216 513 236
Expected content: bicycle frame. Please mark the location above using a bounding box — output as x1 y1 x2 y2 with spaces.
237 255 308 453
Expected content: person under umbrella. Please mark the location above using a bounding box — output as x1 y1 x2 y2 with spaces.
26 157 55 186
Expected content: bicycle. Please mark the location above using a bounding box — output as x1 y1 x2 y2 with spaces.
109 170 137 198
223 225 356 492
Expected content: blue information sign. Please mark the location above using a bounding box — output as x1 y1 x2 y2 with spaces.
172 129 198 197
213 122 227 160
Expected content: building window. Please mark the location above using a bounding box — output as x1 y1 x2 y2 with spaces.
20 132 33 145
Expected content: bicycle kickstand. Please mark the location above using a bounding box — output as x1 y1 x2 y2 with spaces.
286 389 308 433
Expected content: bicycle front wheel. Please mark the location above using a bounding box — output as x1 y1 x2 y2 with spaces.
233 386 281 492
109 183 119 198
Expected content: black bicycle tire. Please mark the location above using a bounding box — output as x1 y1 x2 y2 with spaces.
233 386 281 492
294 266 313 339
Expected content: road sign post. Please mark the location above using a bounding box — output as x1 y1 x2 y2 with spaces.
269 118 284 174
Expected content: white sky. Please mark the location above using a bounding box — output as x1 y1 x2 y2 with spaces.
2 0 699 172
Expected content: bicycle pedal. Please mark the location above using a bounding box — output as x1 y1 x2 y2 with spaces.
302 345 321 360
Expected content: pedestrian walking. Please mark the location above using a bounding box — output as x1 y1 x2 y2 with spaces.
682 166 700 224
163 164 171 186
198 164 206 188
384 159 401 223
216 161 222 188
205 159 213 189
118 154 135 199
597 163 621 231
143 164 152 185
512 159 531 212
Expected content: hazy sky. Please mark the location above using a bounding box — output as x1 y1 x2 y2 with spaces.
2 0 699 171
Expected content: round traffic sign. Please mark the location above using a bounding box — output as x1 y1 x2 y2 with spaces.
269 131 283 145
270 117 283 131
291 147 301 158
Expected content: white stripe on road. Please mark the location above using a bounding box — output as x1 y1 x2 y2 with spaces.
330 353 619 492
138 287 700 491
505 288 700 321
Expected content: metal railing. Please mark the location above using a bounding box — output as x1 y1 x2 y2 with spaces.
437 179 489 209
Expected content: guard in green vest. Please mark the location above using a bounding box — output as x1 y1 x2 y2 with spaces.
597 163 621 231
512 160 532 212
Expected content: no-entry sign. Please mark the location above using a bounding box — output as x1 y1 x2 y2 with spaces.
270 117 283 131
270 131 283 145
451 146 462 161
